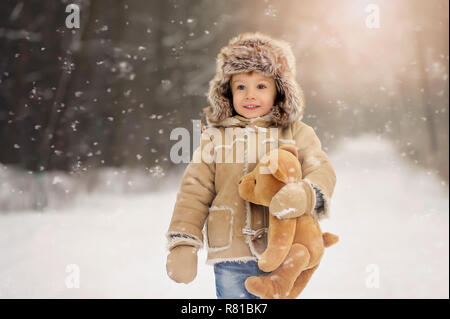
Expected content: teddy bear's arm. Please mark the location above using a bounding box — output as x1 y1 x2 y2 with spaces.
166 131 216 251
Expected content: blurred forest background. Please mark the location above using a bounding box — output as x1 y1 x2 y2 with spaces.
0 0 448 209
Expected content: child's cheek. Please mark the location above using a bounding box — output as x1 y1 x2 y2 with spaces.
233 93 242 105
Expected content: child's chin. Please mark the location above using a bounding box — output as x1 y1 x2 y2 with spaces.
239 108 266 118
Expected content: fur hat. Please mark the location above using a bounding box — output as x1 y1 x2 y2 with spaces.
203 32 305 128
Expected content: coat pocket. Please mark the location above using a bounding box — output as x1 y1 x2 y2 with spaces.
206 206 234 250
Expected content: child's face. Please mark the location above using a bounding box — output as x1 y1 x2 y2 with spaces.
230 71 277 119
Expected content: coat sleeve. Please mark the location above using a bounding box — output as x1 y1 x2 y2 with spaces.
293 122 336 221
166 129 216 251
269 121 336 221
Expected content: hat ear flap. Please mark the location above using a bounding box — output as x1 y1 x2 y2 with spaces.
207 75 234 122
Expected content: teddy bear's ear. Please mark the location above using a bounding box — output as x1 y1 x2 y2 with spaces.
266 155 288 183
266 151 301 184
279 144 298 158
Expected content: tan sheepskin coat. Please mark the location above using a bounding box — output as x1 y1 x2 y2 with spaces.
166 32 336 265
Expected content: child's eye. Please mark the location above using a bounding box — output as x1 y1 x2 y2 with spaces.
237 85 245 90
257 84 266 89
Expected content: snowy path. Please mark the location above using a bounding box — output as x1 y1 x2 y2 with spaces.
0 135 448 298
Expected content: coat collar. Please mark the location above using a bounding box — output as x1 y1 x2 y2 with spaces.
203 107 277 129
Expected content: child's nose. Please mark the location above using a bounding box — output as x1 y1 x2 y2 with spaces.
246 91 256 99
245 88 256 98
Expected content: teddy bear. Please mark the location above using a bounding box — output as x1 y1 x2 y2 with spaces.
238 144 339 299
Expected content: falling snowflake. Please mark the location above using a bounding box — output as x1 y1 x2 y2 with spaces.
52 176 62 185
161 79 172 91
61 57 75 74
95 25 108 33
264 5 278 17
116 61 133 79
70 120 79 131
148 165 165 178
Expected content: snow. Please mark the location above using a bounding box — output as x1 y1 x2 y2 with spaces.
273 207 296 219
0 135 448 298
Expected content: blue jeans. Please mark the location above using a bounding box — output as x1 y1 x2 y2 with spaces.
214 260 267 299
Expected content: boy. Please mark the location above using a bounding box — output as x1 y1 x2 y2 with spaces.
166 32 336 299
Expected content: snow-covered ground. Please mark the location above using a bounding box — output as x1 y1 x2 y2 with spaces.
0 135 448 298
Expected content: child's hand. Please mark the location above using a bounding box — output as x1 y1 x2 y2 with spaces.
166 245 198 284
269 180 316 219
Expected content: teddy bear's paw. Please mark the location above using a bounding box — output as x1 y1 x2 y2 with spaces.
245 276 268 299
258 256 280 273
245 275 292 299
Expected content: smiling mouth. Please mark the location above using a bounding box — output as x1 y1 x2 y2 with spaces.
244 105 260 109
